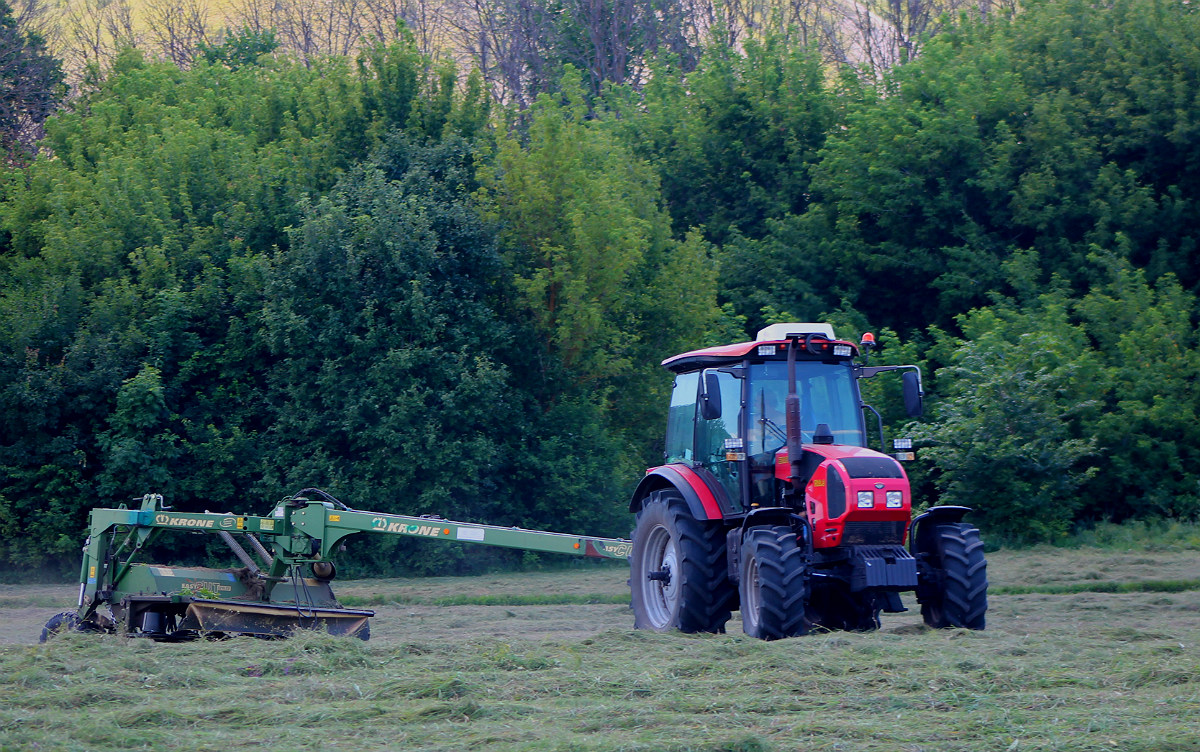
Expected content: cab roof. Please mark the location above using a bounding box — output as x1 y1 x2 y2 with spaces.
662 323 860 373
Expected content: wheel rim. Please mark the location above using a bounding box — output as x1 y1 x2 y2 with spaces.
743 556 761 633
643 524 680 628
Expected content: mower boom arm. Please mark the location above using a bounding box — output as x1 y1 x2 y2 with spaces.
76 494 631 618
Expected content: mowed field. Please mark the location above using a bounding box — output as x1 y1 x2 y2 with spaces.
1 547 1198 752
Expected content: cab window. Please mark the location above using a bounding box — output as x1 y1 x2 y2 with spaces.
664 372 699 463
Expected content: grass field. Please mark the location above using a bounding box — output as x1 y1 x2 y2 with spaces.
2 546 1199 751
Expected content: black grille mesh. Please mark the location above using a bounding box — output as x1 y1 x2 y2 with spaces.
840 457 904 479
842 521 907 545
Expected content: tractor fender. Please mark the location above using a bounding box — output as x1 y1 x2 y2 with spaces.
739 506 802 532
629 464 728 520
908 505 974 552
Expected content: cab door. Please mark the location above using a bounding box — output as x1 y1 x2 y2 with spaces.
694 369 744 508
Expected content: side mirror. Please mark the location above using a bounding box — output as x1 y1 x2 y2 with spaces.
902 371 923 418
699 372 722 420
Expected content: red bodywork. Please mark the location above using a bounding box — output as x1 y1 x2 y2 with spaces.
668 465 725 519
634 464 727 519
781 445 911 548
643 444 911 549
648 329 909 546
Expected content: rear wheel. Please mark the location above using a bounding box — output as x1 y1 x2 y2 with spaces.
739 526 809 640
630 489 733 633
917 523 988 629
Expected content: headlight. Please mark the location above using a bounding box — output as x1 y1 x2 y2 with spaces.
886 490 903 509
856 491 874 509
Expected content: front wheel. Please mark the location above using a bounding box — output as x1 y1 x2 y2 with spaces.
39 611 94 642
917 523 988 629
630 489 733 633
739 526 809 640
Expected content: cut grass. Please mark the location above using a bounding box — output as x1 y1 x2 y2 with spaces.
340 584 1200 606
992 578 1200 596
1065 519 1200 551
340 592 629 607
3 613 1199 752
3 547 1199 751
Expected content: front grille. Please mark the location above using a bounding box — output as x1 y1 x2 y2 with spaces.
842 521 906 545
840 457 904 479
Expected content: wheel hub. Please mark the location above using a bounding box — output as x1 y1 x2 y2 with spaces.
642 525 680 628
743 558 761 632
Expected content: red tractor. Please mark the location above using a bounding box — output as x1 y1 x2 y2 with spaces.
628 323 988 639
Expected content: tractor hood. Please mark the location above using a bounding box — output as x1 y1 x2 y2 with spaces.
775 444 912 548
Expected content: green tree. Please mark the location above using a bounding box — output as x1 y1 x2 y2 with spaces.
0 43 494 575
598 35 840 334
606 36 835 246
471 71 731 541
911 252 1200 538
96 365 179 497
752 0 1200 333
1074 252 1200 522
255 138 525 572
198 27 279 71
909 297 1102 542
0 0 63 157
482 73 724 455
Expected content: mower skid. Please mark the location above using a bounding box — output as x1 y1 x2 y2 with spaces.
178 599 374 639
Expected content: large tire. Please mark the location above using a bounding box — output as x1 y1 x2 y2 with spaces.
630 489 734 633
917 523 988 629
739 526 809 640
39 611 86 643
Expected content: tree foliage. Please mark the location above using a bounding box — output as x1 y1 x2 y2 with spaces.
912 257 1200 542
0 42 525 574
0 0 62 157
909 298 1103 541
481 72 725 462
606 36 835 246
728 0 1200 334
4 0 1200 574
1073 255 1200 523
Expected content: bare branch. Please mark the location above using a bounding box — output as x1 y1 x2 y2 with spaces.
144 0 212 67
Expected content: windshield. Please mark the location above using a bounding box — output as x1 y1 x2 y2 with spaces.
746 361 865 456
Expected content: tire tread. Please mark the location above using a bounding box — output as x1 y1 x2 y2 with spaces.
740 526 809 640
631 489 734 633
919 523 988 629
